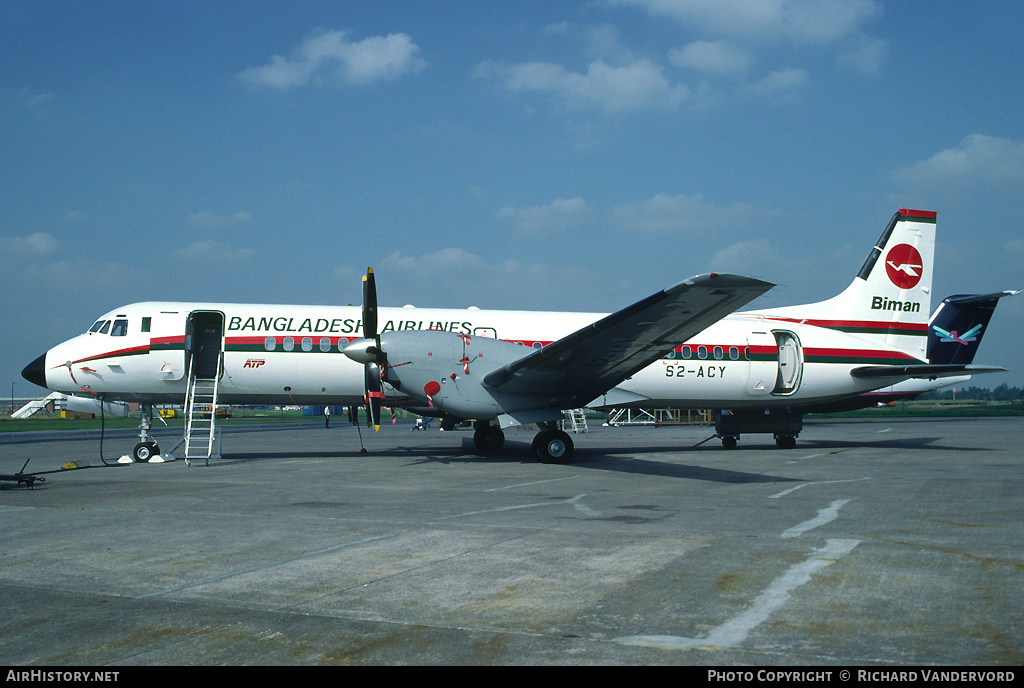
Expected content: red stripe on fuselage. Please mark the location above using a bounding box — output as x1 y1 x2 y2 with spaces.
760 316 928 333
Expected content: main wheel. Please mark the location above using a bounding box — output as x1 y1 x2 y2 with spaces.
534 430 574 464
775 435 797 449
473 426 505 453
721 435 737 449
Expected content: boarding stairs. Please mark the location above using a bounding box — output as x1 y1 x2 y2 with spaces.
182 372 220 466
12 393 60 419
560 408 589 434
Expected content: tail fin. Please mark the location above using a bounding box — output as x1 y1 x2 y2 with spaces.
928 291 1020 364
760 209 936 359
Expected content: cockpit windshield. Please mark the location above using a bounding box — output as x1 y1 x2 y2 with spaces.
88 318 127 336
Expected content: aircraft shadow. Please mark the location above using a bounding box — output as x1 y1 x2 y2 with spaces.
212 439 797 484
406 439 803 484
203 429 982 480
779 436 982 452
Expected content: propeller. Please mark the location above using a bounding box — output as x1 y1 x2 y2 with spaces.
354 268 386 431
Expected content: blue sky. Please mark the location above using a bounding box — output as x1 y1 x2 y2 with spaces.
3 0 1023 396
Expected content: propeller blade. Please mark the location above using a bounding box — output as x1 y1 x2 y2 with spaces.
357 268 384 431
362 267 378 340
365 362 383 431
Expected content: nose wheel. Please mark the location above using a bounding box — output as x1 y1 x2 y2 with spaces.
131 403 163 462
133 441 160 463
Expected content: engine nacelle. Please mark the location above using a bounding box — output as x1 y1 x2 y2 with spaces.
369 330 529 420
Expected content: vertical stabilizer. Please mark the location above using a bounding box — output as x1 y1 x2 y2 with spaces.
927 291 1020 364
759 209 936 359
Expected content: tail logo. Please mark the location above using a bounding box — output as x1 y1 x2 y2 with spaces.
933 324 982 346
884 244 924 289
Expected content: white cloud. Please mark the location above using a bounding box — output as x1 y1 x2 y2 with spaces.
891 134 1024 191
608 0 881 44
708 238 780 276
836 34 888 75
476 58 688 114
186 210 252 228
238 29 426 90
744 67 810 98
497 197 590 235
669 40 752 75
3 88 56 108
609 193 764 233
173 240 255 263
335 249 629 312
61 210 89 223
0 232 61 257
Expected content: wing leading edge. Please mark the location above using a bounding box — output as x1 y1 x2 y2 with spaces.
483 273 774 407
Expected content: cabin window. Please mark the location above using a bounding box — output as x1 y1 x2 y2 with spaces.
697 346 707 359
681 345 691 359
265 337 276 351
713 346 723 360
283 337 294 352
141 317 151 333
320 338 331 352
110 319 128 337
729 346 739 360
301 337 313 352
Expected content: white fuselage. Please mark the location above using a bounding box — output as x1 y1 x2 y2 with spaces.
37 300 924 411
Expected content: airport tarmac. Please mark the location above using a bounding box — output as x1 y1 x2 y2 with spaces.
1 416 1022 666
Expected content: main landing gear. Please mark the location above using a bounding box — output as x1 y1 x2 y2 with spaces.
715 409 802 450
472 421 575 463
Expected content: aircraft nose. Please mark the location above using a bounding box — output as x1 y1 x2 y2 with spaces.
22 353 47 388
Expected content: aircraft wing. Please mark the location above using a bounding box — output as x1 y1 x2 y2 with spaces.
483 273 773 406
851 364 1007 380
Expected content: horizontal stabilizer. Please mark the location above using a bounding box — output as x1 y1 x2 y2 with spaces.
851 364 1007 380
941 290 1020 306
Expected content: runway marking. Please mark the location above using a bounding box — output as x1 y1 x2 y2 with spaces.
785 453 824 464
768 477 870 499
485 475 580 492
612 538 860 651
139 493 601 598
876 427 892 433
137 534 398 599
567 493 602 518
781 499 850 539
430 493 601 520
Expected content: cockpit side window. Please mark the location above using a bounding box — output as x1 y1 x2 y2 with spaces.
99 321 111 334
110 319 128 337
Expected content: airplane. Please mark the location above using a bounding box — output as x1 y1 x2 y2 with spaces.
21 208 1008 462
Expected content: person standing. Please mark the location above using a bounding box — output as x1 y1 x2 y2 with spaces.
324 405 331 429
